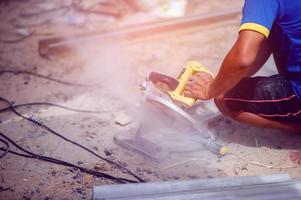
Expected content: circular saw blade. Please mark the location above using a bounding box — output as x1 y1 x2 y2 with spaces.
142 80 213 139
145 92 197 125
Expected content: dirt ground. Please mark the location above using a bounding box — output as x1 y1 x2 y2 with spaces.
1 0 301 199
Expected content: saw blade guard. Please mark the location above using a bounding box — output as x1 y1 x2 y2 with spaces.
142 80 214 139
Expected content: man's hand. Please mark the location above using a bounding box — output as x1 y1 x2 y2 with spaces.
184 72 214 100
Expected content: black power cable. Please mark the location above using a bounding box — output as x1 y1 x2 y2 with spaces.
0 132 138 184
0 69 99 87
0 138 9 159
0 97 145 183
0 31 35 44
0 102 104 114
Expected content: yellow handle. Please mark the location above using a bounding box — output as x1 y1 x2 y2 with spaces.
169 61 213 108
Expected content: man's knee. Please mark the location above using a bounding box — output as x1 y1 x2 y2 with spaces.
214 95 237 118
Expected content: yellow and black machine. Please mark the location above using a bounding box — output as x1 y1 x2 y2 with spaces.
147 61 228 156
114 61 228 160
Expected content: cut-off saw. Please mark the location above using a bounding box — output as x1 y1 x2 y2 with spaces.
114 61 228 161
142 61 228 156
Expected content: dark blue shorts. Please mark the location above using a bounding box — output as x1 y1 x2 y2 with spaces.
224 75 301 123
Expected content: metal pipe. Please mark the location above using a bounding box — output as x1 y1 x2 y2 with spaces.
39 9 240 57
92 174 292 200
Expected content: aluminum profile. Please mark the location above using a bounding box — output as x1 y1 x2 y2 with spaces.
92 174 301 200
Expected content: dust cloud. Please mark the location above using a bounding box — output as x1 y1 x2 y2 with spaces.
71 38 214 162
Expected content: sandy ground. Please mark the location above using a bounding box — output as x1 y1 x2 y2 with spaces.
1 0 301 199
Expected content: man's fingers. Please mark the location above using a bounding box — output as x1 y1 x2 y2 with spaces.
190 74 213 86
188 76 197 82
189 76 208 86
184 85 194 97
184 91 193 98
185 73 214 100
195 72 213 79
185 83 192 91
186 81 193 87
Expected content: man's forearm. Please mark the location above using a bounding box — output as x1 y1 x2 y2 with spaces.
208 50 250 98
208 31 271 98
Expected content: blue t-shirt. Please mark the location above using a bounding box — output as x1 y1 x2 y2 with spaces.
240 0 301 98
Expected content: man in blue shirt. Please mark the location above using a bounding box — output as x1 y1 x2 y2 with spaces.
184 0 301 132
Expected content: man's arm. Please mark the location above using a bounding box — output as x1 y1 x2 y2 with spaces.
184 30 272 100
184 30 301 133
209 30 272 97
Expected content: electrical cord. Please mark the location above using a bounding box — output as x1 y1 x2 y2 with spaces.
0 97 145 183
0 69 98 87
0 132 138 184
0 102 104 114
0 138 9 159
0 31 35 44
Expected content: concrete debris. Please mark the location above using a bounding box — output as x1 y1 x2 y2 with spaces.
104 148 113 156
114 113 133 126
94 163 111 171
15 28 31 37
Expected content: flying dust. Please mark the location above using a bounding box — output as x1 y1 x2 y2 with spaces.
69 37 218 163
